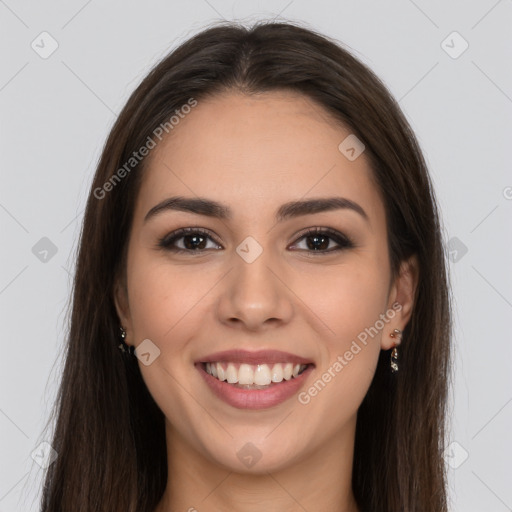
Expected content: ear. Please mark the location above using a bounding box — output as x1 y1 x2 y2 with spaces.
381 254 419 350
113 277 132 341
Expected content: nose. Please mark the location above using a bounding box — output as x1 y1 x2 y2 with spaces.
215 245 294 332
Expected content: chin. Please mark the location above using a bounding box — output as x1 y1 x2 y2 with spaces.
201 435 305 474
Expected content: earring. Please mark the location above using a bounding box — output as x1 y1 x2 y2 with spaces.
389 328 402 373
118 326 135 356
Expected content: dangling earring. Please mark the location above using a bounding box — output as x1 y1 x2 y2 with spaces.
118 326 134 356
389 328 402 373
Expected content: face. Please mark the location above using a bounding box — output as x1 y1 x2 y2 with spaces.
115 90 417 474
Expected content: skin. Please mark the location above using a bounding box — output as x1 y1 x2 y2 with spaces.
115 90 419 512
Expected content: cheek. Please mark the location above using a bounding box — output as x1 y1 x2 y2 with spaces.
293 258 390 343
294 260 388 395
125 255 210 413
126 253 205 346
293 267 387 435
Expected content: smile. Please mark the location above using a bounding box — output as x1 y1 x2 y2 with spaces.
204 361 309 388
195 349 315 409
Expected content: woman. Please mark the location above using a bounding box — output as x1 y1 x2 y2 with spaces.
40 20 451 512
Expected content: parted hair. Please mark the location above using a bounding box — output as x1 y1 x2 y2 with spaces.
40 20 451 512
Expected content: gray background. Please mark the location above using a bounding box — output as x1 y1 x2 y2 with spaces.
1 1 511 511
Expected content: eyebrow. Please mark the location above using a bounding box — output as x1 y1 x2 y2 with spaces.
144 195 369 224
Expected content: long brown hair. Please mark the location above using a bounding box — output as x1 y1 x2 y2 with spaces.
40 20 452 512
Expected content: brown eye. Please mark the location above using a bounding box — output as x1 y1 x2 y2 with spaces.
158 226 354 255
290 227 354 254
158 228 221 253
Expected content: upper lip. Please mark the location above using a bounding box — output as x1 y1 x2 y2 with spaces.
197 349 314 366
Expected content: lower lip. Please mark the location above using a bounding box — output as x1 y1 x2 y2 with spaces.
196 363 314 410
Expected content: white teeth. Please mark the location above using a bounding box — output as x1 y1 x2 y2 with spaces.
254 364 271 385
216 362 226 381
226 363 238 384
283 363 293 380
238 364 253 385
204 361 308 385
271 364 283 383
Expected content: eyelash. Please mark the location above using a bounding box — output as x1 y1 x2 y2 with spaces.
157 226 355 255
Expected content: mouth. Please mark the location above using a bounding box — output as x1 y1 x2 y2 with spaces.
195 349 315 409
200 361 310 389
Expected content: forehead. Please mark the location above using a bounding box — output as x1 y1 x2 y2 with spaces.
136 90 385 226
